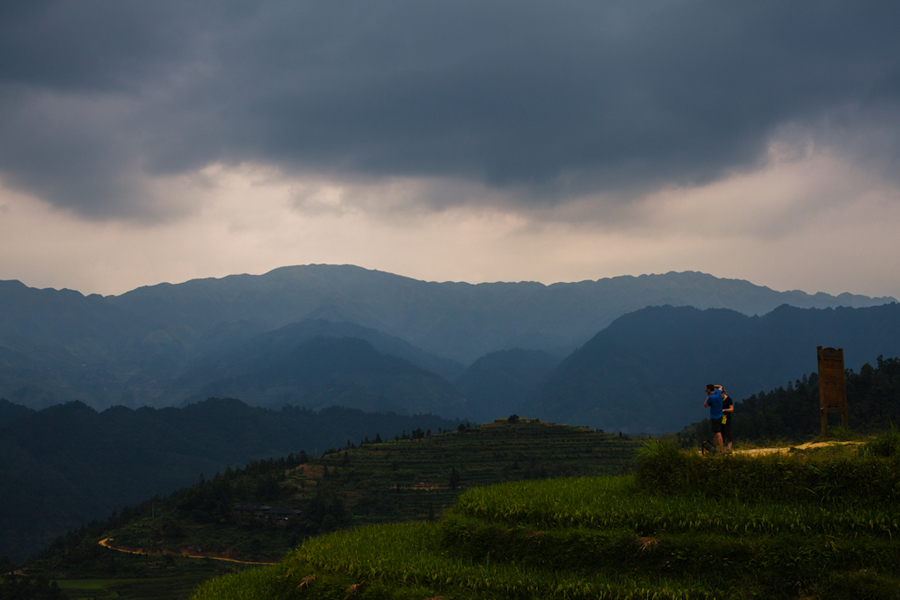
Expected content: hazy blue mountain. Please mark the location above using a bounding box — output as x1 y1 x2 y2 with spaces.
454 349 561 423
181 318 464 385
0 398 459 562
1 265 895 410
189 336 469 418
106 265 895 363
0 280 165 408
532 303 900 434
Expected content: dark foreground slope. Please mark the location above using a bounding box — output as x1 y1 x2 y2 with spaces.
533 303 900 433
0 398 459 562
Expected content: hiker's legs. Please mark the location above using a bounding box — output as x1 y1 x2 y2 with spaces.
721 422 733 452
710 419 724 453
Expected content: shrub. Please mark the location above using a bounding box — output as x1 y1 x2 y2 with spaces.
634 439 690 494
635 442 900 505
863 426 900 459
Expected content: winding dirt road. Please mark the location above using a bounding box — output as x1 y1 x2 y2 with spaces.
98 537 276 565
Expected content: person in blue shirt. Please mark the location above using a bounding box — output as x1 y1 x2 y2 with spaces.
704 384 725 453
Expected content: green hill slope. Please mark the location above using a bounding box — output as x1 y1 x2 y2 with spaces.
191 435 900 600
22 420 644 599
86 420 643 562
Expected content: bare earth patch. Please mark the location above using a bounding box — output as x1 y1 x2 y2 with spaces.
734 441 861 456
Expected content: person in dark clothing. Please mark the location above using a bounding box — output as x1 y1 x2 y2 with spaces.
721 389 734 453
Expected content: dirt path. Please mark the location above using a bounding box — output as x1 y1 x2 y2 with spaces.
98 538 277 565
732 440 861 456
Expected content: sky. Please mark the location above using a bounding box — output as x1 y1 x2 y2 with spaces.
1 1 899 299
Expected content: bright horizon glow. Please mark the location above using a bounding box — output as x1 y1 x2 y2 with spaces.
2 145 898 300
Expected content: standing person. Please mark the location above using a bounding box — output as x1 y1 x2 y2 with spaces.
721 389 734 453
704 384 724 454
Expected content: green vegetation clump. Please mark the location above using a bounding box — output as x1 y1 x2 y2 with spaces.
635 438 900 505
864 426 900 459
189 440 900 600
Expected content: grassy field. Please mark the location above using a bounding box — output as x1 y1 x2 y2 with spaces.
190 433 900 600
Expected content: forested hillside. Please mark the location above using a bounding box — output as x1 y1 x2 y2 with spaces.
0 398 459 561
679 355 900 442
533 303 900 433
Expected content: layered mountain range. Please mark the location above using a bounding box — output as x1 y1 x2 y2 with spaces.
1 264 897 429
3 264 900 561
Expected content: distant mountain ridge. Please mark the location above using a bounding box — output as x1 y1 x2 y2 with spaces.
107 265 895 363
0 265 895 411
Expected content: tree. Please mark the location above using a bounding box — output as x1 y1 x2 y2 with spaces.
448 467 461 489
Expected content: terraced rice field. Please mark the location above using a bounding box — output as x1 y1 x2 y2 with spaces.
286 419 645 526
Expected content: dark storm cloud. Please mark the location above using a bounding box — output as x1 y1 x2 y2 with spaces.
1 0 899 220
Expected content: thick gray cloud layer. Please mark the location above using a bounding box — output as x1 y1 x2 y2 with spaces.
1 0 899 221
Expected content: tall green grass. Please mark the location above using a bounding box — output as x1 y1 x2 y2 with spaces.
193 521 717 600
635 438 900 505
449 475 899 538
863 426 900 459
